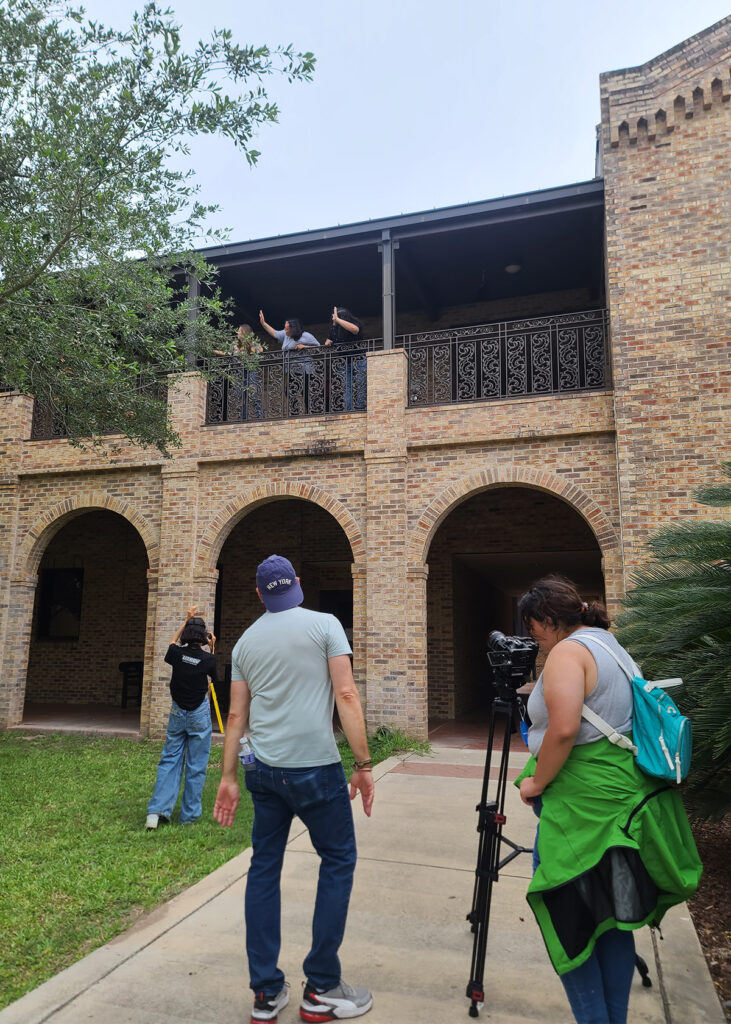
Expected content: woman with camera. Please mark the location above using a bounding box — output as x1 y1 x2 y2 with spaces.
145 606 218 830
516 576 700 1024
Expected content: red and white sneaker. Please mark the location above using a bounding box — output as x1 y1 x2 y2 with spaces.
299 980 373 1021
251 983 289 1022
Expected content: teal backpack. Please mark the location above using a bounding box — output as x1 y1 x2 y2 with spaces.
576 634 692 785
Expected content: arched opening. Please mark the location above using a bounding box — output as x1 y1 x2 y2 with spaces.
426 487 604 723
213 499 355 712
23 510 149 732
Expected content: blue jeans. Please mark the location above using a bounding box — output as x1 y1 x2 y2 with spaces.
147 698 212 823
561 929 636 1023
244 759 357 995
531 799 635 1023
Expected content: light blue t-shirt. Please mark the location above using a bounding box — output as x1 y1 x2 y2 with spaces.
231 606 352 767
274 329 320 351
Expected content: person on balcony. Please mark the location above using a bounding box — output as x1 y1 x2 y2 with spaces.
258 312 319 352
214 325 265 420
324 306 364 411
259 312 320 416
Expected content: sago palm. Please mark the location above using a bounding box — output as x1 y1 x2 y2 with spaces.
616 463 731 820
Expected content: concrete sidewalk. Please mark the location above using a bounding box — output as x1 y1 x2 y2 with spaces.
1 743 723 1024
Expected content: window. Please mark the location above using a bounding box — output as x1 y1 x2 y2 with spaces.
37 568 83 640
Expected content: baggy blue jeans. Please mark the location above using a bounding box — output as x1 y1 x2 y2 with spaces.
244 759 357 995
147 698 212 823
531 798 636 1023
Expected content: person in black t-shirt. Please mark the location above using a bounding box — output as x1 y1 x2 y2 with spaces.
324 306 364 411
146 606 218 830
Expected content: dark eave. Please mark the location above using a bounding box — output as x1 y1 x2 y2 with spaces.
198 179 604 266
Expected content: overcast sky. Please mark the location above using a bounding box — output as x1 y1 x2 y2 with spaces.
81 0 729 244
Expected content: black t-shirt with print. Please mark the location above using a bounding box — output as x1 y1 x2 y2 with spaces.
164 644 218 710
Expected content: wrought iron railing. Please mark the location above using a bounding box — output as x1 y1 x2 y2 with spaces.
205 343 372 424
31 399 68 440
402 309 609 407
30 378 168 440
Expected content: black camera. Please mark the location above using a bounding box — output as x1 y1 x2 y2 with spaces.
486 630 538 699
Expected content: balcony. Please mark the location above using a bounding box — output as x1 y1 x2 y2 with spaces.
204 308 609 425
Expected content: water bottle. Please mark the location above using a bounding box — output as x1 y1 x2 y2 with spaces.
239 736 255 771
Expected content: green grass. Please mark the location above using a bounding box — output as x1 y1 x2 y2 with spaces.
0 727 426 1010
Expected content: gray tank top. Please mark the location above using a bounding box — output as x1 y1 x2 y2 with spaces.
526 627 636 758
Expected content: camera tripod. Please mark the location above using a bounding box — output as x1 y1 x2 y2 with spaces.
465 679 530 1018
464 651 653 1018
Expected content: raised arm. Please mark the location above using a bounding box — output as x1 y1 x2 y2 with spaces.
333 306 360 335
329 654 374 816
169 604 198 646
259 309 279 340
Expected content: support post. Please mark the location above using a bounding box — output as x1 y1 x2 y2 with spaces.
186 273 200 370
379 230 396 351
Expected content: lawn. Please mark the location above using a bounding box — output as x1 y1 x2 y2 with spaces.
0 728 423 1010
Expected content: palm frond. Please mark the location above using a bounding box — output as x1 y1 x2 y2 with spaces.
616 464 731 820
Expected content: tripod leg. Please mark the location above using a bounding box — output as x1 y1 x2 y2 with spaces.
635 953 652 987
466 699 516 1017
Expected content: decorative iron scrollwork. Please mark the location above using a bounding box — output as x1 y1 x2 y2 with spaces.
404 309 607 408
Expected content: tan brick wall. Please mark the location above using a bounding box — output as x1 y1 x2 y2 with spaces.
601 18 731 574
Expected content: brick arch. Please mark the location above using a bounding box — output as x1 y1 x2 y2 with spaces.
18 493 158 576
409 466 620 567
196 482 365 572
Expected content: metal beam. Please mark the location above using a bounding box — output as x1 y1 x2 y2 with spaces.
205 197 604 270
186 274 200 369
379 230 395 351
197 180 604 262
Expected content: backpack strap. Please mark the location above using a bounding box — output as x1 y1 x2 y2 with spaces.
579 702 638 755
563 633 639 755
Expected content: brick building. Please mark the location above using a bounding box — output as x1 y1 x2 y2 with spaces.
0 19 728 738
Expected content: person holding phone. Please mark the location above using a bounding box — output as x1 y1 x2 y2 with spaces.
145 606 218 830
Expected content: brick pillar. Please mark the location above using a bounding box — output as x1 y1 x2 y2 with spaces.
364 348 426 737
351 561 367 705
0 393 35 727
1 575 37 727
144 375 208 737
138 569 159 736
406 564 429 739
148 460 202 738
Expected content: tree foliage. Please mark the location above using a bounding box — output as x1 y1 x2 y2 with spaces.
616 464 731 820
0 0 315 452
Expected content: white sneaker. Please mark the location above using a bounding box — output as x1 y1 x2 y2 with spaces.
145 813 159 830
300 980 373 1020
251 983 290 1021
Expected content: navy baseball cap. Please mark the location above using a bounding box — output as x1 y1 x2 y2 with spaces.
256 555 304 612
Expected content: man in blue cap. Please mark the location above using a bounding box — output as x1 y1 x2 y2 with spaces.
214 554 374 1023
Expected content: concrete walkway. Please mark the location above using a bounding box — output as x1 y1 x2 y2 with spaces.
1 741 723 1024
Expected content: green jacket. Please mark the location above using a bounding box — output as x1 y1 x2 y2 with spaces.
516 737 702 975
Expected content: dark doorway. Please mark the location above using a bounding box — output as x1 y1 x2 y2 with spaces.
427 487 604 720
214 499 354 711
23 510 149 732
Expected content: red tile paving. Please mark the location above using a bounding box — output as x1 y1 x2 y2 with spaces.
428 715 528 753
